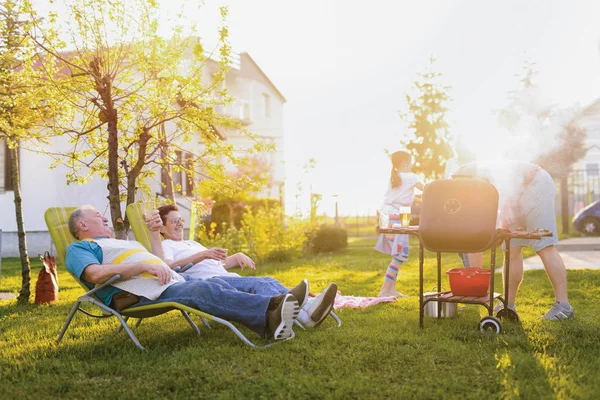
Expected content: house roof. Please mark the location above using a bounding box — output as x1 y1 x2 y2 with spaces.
582 98 600 117
240 52 286 103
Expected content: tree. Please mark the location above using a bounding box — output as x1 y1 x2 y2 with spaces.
0 0 64 303
497 62 587 176
31 0 266 238
400 56 454 179
535 120 586 178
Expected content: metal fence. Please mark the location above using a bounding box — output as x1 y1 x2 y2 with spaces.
567 169 600 216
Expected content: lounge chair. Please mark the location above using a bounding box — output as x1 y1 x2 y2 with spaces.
45 206 283 349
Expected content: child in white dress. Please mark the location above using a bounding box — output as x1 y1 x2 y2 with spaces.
375 151 423 297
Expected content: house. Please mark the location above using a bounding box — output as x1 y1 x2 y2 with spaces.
560 98 600 214
573 99 600 171
0 51 286 258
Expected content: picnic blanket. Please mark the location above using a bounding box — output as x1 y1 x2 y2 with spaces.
333 292 397 310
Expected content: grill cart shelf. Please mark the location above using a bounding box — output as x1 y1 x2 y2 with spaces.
378 226 552 333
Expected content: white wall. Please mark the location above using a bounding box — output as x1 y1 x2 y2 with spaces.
573 113 600 170
0 135 111 257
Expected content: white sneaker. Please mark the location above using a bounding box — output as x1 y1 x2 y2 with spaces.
267 294 300 340
301 283 338 328
542 302 574 320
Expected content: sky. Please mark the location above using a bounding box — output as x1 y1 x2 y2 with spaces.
187 0 600 216
33 0 600 216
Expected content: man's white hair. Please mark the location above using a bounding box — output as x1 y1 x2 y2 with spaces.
68 205 95 240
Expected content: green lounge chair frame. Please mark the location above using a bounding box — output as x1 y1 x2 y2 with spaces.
127 201 342 329
45 206 284 350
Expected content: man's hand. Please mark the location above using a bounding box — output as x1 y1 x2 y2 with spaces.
230 252 256 271
145 263 173 285
145 210 163 232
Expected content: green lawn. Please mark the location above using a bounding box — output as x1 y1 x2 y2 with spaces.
1 238 599 399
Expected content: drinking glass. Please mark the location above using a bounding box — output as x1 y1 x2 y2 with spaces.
378 212 390 229
140 201 155 221
399 206 411 227
219 248 228 269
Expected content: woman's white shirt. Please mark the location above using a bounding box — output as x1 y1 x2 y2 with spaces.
162 239 239 280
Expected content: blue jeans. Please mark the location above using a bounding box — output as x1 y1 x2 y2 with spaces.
135 275 273 336
211 276 289 297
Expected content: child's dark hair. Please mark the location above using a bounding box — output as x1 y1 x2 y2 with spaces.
390 151 411 188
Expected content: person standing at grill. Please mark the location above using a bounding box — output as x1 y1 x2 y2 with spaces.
454 161 574 320
375 150 424 298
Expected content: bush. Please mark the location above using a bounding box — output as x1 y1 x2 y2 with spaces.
208 199 281 234
194 221 247 256
311 225 348 253
240 205 308 262
193 203 311 263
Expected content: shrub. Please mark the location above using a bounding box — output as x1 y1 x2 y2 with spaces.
194 221 248 255
193 203 311 263
311 225 348 253
240 205 307 262
208 199 280 234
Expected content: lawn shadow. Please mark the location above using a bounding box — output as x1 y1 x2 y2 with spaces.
490 320 556 398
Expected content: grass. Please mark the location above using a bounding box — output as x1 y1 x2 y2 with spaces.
1 238 599 399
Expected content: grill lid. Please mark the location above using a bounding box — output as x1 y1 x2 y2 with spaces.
419 178 499 252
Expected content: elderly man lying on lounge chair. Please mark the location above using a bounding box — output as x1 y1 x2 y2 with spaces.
153 204 338 328
65 205 301 340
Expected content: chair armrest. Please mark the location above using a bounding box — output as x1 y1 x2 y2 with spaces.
86 274 121 296
178 263 194 273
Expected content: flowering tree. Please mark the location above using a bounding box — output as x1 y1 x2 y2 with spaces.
0 0 65 303
31 0 268 238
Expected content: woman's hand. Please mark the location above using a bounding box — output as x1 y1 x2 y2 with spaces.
145 210 163 232
198 248 228 263
228 253 256 271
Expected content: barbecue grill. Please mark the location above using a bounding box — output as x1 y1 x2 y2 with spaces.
378 178 552 333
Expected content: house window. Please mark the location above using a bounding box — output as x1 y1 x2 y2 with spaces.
241 101 251 121
185 153 194 196
162 150 195 196
586 163 599 177
262 93 271 118
1 141 14 191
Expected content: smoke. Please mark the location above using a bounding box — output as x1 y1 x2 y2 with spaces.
496 78 583 165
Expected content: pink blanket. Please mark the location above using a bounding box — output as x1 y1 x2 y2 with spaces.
333 292 397 310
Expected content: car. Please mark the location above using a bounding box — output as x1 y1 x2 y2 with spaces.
573 200 600 235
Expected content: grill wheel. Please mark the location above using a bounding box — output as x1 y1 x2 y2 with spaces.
479 316 502 334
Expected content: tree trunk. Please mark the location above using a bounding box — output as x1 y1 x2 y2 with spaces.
91 58 126 239
227 202 235 228
10 146 31 304
160 128 175 203
124 129 151 229
106 112 126 239
162 163 175 203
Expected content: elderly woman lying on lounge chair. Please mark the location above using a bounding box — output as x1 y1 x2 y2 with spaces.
147 204 338 328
